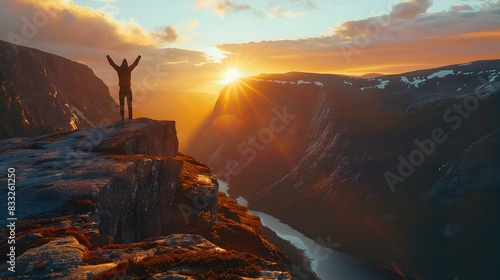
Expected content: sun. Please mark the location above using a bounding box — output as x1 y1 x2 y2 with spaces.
222 68 241 84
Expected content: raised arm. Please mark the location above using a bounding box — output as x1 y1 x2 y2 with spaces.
106 55 119 70
129 55 141 71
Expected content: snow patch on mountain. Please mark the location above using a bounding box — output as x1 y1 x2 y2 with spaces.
427 70 454 79
401 76 426 88
257 78 324 87
376 80 390 89
400 70 454 88
360 79 390 91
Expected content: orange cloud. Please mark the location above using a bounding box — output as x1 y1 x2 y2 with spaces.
0 0 184 52
1 0 154 50
0 0 215 90
218 2 500 76
335 0 432 39
152 26 179 43
455 30 500 39
391 0 431 20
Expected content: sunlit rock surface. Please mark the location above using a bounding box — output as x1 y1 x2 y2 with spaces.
0 39 119 138
0 118 292 279
0 118 185 242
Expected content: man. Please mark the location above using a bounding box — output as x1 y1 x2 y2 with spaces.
106 55 141 120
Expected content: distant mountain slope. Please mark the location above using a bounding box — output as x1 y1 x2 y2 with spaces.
187 59 500 279
0 40 119 138
359 73 384 79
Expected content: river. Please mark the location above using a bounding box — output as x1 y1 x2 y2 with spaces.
219 181 411 280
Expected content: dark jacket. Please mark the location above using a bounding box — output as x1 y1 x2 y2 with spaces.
107 56 141 88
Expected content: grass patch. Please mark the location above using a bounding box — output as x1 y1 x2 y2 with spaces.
82 251 112 265
177 154 216 190
96 249 263 279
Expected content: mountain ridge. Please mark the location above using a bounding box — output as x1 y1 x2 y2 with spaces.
251 58 499 80
0 39 120 139
187 59 500 279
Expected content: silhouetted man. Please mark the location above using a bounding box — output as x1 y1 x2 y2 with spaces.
106 55 141 120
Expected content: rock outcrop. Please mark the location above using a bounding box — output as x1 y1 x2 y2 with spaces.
0 118 187 243
0 118 292 279
187 60 500 279
0 39 120 139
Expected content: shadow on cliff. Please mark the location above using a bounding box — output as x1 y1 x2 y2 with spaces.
0 118 298 279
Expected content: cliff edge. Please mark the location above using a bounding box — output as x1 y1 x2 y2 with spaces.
0 118 291 279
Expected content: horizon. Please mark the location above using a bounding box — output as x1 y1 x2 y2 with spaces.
1 0 499 96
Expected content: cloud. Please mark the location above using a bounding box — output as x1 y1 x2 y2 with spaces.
194 0 312 19
193 0 313 19
158 48 209 65
93 0 121 17
152 26 179 43
184 19 200 32
217 2 500 76
335 0 432 38
263 5 305 19
390 0 432 20
289 0 317 10
264 5 282 19
0 1 192 62
0 0 155 51
194 0 251 18
283 10 305 18
0 0 183 50
449 4 474 14
0 0 215 93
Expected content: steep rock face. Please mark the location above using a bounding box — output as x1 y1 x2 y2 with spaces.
0 40 119 138
187 60 500 279
0 118 204 242
0 118 292 279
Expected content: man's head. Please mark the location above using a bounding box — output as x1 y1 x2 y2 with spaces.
121 59 128 68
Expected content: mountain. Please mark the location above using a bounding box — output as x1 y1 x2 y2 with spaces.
0 119 294 279
359 73 384 79
187 60 500 279
0 40 119 139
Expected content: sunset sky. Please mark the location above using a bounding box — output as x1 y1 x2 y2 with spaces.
1 0 499 95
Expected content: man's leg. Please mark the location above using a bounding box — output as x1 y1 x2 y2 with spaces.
126 88 132 119
118 88 125 120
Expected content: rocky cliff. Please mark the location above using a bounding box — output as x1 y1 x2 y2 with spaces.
0 40 120 139
0 118 292 279
187 60 500 279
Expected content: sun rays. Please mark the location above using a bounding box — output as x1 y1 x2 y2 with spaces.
221 68 242 84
